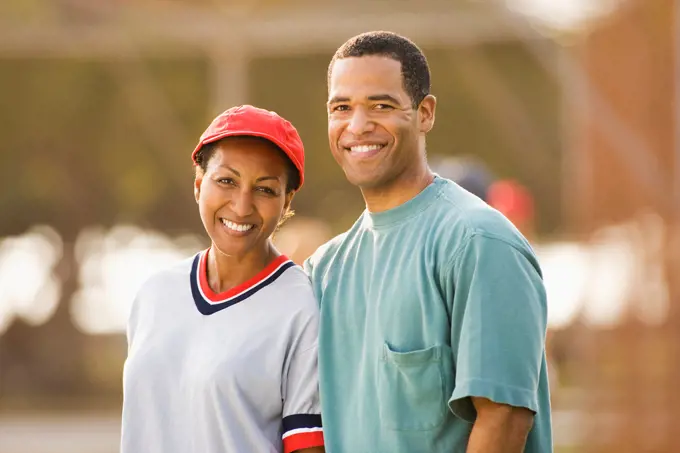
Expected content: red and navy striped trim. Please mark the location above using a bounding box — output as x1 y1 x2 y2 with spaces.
282 414 323 453
190 250 295 315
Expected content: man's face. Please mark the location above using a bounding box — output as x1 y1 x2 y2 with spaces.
327 56 435 190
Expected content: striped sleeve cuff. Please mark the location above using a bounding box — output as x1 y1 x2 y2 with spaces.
282 414 323 453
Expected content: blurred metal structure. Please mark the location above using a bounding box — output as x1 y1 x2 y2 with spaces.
0 0 552 114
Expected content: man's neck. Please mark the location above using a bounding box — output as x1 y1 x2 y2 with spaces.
361 168 435 213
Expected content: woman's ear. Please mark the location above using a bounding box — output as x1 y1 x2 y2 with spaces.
276 190 296 231
194 173 203 203
283 190 295 212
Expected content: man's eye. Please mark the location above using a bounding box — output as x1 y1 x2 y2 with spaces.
332 105 350 112
374 104 393 110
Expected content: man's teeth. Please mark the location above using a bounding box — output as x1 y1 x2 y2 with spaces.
222 219 254 232
350 144 382 154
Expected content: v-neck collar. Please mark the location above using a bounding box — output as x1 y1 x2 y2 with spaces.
189 250 295 315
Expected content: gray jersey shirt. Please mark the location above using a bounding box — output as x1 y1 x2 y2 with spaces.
121 251 323 453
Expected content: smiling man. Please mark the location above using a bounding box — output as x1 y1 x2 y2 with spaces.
304 32 553 452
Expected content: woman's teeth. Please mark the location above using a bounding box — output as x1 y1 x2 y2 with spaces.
221 219 254 232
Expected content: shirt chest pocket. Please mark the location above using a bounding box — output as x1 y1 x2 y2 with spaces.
377 342 454 431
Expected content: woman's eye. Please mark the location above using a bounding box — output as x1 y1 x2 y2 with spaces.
257 187 276 195
218 178 235 185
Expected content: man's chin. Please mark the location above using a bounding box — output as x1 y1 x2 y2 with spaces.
351 176 389 191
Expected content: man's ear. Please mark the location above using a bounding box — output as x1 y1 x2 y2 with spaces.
418 94 436 134
194 172 203 203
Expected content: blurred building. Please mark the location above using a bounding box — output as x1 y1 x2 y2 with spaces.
562 0 680 450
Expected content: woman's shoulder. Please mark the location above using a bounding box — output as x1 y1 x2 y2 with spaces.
274 263 319 311
135 254 197 299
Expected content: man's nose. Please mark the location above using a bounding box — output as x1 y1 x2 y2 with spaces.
346 109 374 136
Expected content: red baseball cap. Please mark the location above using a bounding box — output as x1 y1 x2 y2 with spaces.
192 105 305 189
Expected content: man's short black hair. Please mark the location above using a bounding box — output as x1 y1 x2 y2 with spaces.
327 31 431 108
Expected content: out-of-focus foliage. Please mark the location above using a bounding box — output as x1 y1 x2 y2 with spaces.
0 58 209 236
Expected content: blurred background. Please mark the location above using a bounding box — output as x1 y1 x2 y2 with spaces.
0 0 678 452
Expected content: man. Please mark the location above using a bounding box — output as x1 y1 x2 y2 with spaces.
304 31 553 452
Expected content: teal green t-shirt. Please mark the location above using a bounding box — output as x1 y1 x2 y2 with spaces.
304 177 552 453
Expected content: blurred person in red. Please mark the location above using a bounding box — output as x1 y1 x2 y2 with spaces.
488 179 536 242
121 105 324 453
433 158 536 240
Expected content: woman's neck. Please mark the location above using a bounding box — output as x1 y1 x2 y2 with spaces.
206 243 279 294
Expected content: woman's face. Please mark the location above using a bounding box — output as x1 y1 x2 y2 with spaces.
194 137 294 260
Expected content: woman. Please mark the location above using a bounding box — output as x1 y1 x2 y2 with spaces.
121 105 324 453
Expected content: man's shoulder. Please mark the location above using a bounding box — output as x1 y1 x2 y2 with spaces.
305 230 351 271
434 178 529 247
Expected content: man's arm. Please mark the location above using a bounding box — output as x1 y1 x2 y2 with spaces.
466 397 534 453
444 233 549 450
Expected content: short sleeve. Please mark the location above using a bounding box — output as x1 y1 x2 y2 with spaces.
448 233 548 422
281 314 324 452
303 255 324 310
126 291 142 354
302 256 314 276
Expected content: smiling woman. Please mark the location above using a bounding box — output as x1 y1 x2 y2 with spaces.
194 135 300 240
121 105 325 453
193 136 298 266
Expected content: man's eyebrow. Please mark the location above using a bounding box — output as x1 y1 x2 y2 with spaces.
328 94 403 105
367 94 401 104
327 96 350 104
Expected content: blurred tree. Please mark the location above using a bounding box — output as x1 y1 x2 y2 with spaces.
565 0 680 451
0 58 210 235
0 57 210 403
